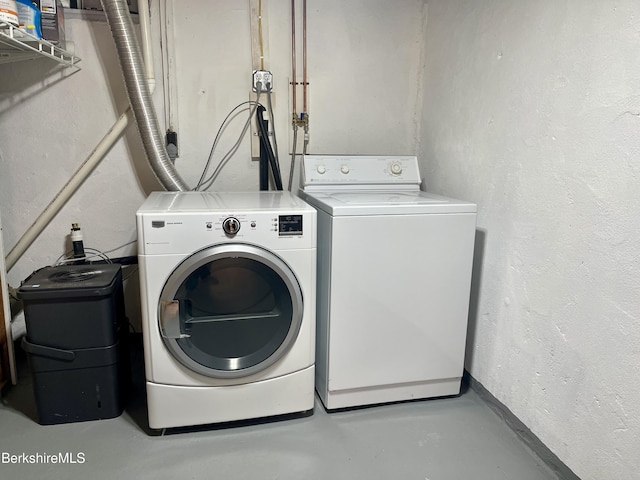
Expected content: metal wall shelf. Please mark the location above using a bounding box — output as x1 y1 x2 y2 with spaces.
0 21 80 68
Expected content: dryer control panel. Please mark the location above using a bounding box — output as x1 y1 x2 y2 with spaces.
301 155 422 191
220 214 303 238
139 211 316 255
136 191 317 255
139 211 315 254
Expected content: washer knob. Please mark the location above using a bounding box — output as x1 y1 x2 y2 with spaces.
389 161 403 175
222 217 241 236
341 165 350 174
317 165 327 174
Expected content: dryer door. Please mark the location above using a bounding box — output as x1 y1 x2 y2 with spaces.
158 243 303 379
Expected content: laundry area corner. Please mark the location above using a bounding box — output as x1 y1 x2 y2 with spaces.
1 1 640 480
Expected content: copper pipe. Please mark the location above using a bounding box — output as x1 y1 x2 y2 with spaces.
291 0 297 116
303 0 307 113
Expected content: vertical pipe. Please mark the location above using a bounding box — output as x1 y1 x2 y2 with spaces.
291 0 297 116
0 211 17 384
258 0 265 70
138 0 155 90
302 0 307 114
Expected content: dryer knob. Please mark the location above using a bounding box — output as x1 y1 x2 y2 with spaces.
341 165 350 174
317 165 327 174
389 161 403 175
222 217 241 236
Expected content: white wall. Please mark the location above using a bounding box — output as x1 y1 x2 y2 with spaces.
163 0 426 191
0 1 425 327
420 1 640 479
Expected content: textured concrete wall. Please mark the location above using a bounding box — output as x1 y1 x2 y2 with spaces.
419 1 640 478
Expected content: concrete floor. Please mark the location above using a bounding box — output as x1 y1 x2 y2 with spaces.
0 339 560 480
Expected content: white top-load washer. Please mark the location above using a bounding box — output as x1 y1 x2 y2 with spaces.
299 155 477 410
137 191 316 429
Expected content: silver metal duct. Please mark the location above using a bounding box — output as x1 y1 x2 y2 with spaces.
101 0 189 191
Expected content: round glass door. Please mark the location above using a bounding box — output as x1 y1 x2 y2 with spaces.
158 244 303 378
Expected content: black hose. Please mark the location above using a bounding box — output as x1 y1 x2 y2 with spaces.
256 105 283 190
259 123 269 191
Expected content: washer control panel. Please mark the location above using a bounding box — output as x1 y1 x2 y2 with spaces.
302 155 421 187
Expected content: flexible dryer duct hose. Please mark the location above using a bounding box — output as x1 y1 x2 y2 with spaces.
101 0 188 191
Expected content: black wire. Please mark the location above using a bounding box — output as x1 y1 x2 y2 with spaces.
256 105 283 190
258 106 282 190
266 89 280 164
108 256 139 266
259 124 269 191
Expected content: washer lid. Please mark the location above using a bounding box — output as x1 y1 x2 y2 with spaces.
299 190 477 216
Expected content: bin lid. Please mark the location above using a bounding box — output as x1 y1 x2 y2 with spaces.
17 264 122 300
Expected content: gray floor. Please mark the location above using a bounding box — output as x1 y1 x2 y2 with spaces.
0 340 559 480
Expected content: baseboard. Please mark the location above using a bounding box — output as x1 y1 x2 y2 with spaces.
463 371 581 480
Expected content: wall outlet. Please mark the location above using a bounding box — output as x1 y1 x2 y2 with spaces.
253 70 273 92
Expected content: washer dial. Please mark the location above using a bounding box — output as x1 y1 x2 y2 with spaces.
222 217 241 236
389 161 403 175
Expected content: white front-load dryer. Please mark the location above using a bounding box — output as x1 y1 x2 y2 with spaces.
136 191 316 429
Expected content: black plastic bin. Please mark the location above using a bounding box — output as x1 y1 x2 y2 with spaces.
17 264 130 425
21 338 128 424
